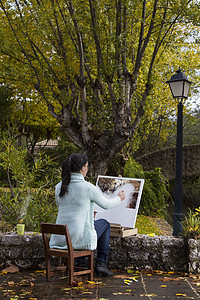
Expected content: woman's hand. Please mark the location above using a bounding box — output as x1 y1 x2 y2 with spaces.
118 190 125 201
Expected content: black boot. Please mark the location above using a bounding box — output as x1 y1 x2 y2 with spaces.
95 261 113 277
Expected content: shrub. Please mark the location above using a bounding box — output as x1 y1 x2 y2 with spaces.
123 158 171 217
182 207 200 239
0 136 60 232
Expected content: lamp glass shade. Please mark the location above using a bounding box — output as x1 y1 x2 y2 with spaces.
183 80 191 98
169 81 183 98
169 80 191 99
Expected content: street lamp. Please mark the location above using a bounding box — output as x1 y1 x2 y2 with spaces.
166 68 191 236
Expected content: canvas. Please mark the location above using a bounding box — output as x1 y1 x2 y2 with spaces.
94 175 145 228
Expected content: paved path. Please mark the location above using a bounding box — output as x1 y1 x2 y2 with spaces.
1 269 200 299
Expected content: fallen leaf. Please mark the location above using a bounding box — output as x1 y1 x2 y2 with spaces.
129 277 138 282
161 285 167 287
2 264 19 274
71 281 78 287
124 279 133 285
72 286 84 290
154 270 164 274
113 274 129 279
176 293 187 297
8 281 15 285
124 292 131 295
159 277 181 282
127 269 135 273
141 294 157 297
113 292 123 295
35 270 44 273
95 281 103 285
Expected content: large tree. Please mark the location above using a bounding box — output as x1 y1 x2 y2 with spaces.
0 0 199 175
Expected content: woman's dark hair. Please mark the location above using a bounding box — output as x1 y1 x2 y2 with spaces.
59 153 88 197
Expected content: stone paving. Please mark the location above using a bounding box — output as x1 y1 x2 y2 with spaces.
1 269 200 299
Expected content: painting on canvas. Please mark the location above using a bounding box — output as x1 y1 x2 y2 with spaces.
94 175 144 228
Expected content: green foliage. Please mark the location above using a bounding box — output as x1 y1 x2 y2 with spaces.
0 85 13 130
1 0 199 175
135 215 164 236
123 158 171 217
44 135 78 167
182 207 200 239
0 135 59 232
183 175 200 211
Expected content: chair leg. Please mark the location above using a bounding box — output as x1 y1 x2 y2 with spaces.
46 255 51 281
68 256 74 286
88 253 94 281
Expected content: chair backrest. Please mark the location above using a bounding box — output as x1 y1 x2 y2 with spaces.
41 223 73 254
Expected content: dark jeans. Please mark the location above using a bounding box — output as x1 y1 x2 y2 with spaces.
94 218 110 264
75 218 110 266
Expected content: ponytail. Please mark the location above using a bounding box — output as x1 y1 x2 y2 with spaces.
59 153 88 197
59 158 71 197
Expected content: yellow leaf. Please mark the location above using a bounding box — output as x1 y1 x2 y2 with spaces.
130 277 138 282
95 281 103 284
35 270 44 273
161 285 167 287
127 269 135 273
113 292 123 295
193 282 200 286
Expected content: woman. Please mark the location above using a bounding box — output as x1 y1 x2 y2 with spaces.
50 153 125 277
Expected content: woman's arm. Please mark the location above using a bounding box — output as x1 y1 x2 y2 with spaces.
89 183 125 209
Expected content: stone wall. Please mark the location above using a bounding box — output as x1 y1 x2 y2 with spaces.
1 232 199 273
0 233 45 269
135 144 200 180
109 235 188 272
188 239 200 273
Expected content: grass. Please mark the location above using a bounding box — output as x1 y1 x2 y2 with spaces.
135 215 170 235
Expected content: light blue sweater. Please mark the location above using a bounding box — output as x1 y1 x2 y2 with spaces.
49 173 121 250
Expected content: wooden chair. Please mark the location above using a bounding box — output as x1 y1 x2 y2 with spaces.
41 223 93 285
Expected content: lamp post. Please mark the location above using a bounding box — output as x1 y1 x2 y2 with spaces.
166 68 191 236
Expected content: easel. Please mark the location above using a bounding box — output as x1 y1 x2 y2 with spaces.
110 223 138 237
